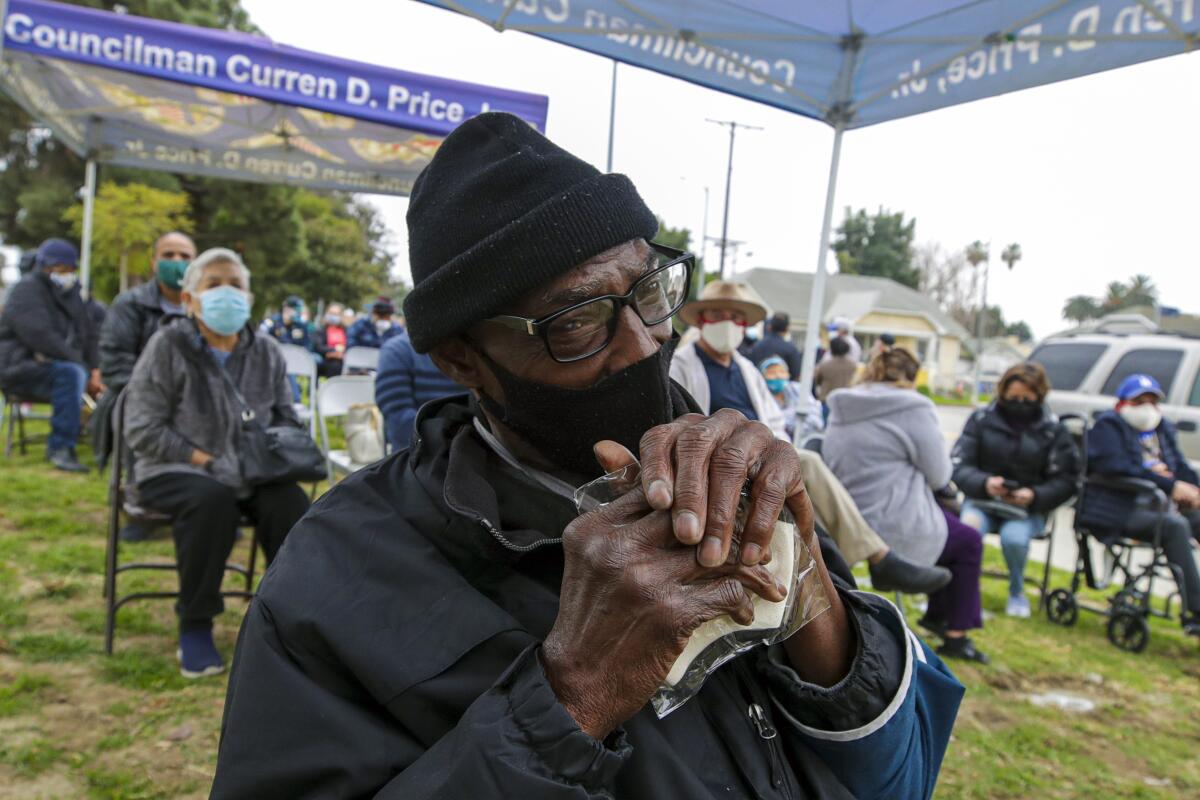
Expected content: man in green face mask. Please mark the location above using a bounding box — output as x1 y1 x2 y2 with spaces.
94 231 197 482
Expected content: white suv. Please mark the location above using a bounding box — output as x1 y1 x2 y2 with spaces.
1029 332 1200 462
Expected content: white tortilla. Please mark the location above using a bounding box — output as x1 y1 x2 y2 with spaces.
665 519 796 686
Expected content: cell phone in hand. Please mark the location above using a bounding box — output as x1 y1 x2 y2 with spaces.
1002 479 1021 491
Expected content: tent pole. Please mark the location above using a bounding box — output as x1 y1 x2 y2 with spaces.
0 0 9 62
797 122 845 406
605 60 617 172
79 158 97 300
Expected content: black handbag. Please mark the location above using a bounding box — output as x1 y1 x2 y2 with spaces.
218 366 327 486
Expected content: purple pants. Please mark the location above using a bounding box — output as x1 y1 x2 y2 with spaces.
924 508 984 632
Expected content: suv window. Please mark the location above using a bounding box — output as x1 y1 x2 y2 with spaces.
1099 348 1184 397
1029 343 1108 391
1189 368 1200 408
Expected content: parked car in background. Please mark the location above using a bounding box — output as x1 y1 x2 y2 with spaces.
1029 329 1200 462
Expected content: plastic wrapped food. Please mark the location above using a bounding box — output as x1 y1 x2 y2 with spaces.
574 462 830 717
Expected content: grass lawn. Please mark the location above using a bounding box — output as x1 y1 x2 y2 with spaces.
1 416 1198 798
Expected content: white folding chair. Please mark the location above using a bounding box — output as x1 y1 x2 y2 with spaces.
343 346 380 374
316 375 378 479
279 343 319 438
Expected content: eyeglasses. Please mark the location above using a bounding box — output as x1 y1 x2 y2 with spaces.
484 243 694 363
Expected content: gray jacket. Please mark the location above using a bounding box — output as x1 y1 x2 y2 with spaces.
124 317 298 491
823 383 952 566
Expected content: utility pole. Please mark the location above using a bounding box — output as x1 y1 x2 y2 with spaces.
706 119 762 279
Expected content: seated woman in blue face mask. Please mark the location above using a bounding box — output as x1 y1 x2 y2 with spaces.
123 248 311 678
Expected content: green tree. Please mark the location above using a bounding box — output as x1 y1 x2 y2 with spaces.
1004 320 1033 343
1122 274 1157 309
63 182 192 300
832 207 919 288
1063 295 1101 323
965 240 989 270
1000 243 1022 271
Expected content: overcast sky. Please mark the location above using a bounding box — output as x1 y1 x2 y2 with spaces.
244 0 1200 340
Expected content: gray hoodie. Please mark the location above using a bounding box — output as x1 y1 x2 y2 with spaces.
822 383 951 566
124 317 298 492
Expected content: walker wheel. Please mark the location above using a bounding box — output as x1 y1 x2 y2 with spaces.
1045 589 1078 627
1107 610 1150 653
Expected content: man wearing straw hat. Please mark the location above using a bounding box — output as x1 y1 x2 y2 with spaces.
670 280 784 435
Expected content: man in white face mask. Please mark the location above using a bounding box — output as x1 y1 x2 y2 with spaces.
0 238 102 472
669 281 785 437
1082 373 1200 636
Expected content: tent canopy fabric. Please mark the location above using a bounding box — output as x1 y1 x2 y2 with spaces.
0 0 549 194
417 0 1197 129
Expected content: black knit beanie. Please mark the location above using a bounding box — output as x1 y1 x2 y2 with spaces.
402 112 658 353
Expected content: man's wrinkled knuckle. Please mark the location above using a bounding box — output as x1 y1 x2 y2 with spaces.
712 407 746 425
677 425 718 455
716 579 746 610
712 445 749 476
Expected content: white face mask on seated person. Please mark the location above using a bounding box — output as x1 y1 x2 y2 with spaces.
700 320 745 355
1120 403 1162 433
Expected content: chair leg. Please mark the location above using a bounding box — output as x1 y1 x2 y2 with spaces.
1038 525 1056 610
16 402 27 456
245 527 259 597
103 502 123 654
4 398 14 458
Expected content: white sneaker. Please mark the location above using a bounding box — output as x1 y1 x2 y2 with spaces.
1006 595 1032 618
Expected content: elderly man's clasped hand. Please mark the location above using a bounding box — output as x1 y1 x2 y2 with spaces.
542 408 853 740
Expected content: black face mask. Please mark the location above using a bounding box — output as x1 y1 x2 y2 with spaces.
998 398 1041 424
475 340 678 480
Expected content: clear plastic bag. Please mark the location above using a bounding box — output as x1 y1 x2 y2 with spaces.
573 461 831 717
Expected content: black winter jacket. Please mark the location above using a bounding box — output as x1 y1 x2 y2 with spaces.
951 405 1080 514
0 270 98 385
93 281 174 465
99 280 172 391
211 396 962 799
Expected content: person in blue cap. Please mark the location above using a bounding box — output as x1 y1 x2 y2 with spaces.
1081 373 1200 636
0 238 102 472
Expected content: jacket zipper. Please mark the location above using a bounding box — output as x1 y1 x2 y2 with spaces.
748 702 795 800
479 517 562 553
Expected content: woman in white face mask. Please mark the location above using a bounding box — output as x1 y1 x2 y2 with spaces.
1081 373 1200 637
667 281 788 441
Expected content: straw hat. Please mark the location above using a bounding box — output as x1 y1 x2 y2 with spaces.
679 280 768 327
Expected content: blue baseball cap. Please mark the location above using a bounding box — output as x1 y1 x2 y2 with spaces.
1116 374 1165 401
36 238 79 270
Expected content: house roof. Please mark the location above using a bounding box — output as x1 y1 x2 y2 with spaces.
734 268 970 339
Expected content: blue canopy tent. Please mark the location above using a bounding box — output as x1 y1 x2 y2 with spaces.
0 0 548 293
415 0 1198 391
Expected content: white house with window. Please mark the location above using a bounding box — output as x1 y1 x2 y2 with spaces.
736 268 969 391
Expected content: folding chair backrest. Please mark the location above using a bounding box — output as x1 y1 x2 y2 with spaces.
343 346 380 373
316 375 377 477
279 343 318 380
317 375 376 420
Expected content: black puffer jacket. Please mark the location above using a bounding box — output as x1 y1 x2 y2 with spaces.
211 395 963 800
0 270 98 385
99 280 171 391
93 281 175 465
951 404 1080 514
